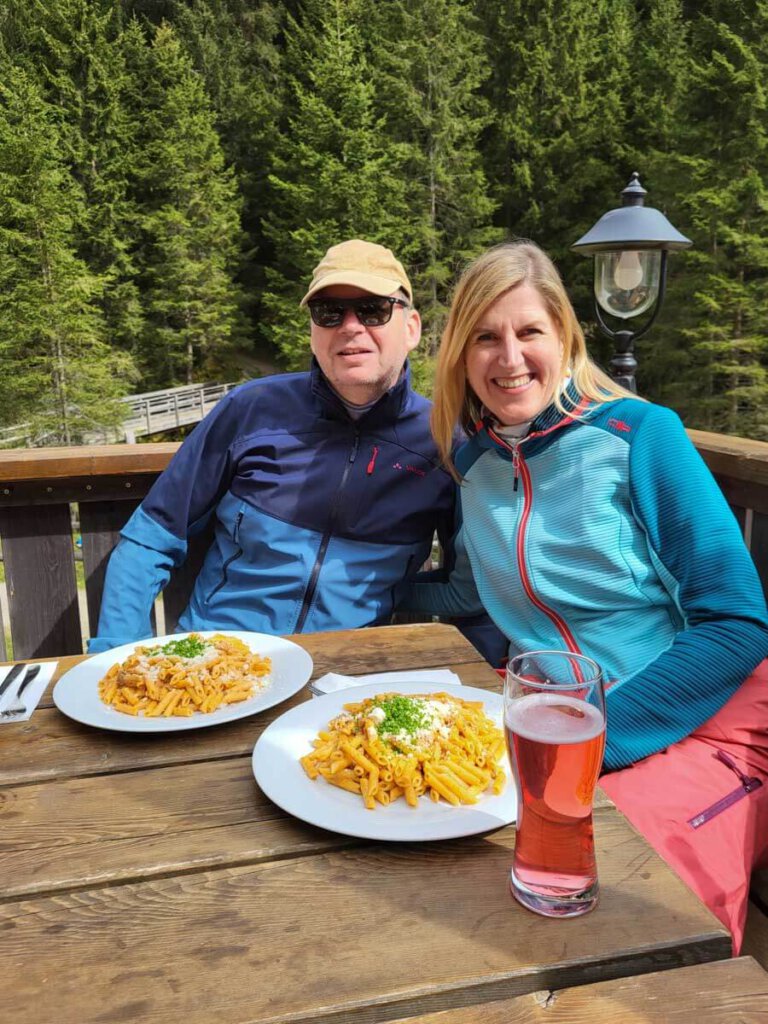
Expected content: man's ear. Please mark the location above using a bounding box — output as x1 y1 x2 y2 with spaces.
405 308 422 352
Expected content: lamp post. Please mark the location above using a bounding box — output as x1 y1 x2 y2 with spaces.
571 173 692 393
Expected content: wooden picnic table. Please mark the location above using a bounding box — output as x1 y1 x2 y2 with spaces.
1 622 766 1024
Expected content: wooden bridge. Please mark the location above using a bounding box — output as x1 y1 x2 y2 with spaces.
0 382 239 447
121 383 237 441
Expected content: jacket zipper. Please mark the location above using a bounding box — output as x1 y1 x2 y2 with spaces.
688 749 763 829
295 431 361 632
512 444 582 654
484 416 586 652
205 508 244 603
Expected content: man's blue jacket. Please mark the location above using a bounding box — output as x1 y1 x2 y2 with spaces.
91 361 463 653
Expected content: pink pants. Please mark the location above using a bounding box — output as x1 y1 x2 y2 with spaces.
600 661 768 953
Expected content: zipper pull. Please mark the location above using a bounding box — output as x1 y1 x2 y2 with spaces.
366 445 379 475
233 509 244 543
689 750 764 829
512 447 520 492
715 748 761 791
349 432 360 463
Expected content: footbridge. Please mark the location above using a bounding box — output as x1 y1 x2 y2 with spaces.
0 382 239 447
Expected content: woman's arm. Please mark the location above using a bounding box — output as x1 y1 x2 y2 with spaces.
604 405 768 770
400 522 489 619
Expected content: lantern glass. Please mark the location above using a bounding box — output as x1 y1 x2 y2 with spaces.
594 250 662 320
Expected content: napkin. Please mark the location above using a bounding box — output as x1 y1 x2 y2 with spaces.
0 661 58 721
311 668 462 697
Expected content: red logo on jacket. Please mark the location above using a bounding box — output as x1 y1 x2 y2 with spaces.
608 418 631 433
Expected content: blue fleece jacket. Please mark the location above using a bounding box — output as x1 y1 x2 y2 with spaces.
404 394 768 770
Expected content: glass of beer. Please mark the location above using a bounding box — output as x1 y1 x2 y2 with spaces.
504 650 606 918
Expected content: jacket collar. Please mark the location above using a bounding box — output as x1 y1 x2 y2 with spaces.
310 357 413 425
475 381 591 457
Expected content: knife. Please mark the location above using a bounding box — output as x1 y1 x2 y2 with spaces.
15 664 41 698
0 663 24 699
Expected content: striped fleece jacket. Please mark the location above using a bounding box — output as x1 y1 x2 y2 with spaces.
404 392 768 770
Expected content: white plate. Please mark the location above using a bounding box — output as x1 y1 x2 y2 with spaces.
252 680 516 841
53 631 313 733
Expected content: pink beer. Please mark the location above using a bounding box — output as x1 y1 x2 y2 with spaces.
504 652 606 918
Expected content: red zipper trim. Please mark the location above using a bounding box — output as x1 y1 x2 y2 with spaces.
516 451 582 654
687 749 763 829
485 402 590 655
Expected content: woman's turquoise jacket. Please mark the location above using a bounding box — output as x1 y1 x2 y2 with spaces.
404 393 768 770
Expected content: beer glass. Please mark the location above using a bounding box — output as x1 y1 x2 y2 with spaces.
504 651 606 918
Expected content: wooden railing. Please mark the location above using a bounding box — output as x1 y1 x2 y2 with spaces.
0 432 767 659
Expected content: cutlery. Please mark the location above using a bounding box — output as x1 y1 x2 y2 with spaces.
0 662 24 700
0 664 42 717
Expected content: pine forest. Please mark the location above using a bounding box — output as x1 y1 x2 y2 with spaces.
1 0 767 444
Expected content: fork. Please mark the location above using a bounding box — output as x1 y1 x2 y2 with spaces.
0 664 42 718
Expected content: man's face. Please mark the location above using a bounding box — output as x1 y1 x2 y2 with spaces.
309 286 421 405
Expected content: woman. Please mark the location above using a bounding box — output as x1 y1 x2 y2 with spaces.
403 240 768 951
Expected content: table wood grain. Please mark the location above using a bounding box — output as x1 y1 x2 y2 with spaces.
0 623 732 1024
387 958 768 1024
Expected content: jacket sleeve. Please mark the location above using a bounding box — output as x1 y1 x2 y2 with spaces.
89 392 243 653
604 405 768 770
400 522 488 618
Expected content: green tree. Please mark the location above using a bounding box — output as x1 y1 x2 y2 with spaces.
621 0 693 401
365 0 498 362
0 66 134 444
171 0 283 327
129 21 246 387
261 0 412 370
477 0 635 353
662 3 768 437
479 0 633 245
3 0 144 352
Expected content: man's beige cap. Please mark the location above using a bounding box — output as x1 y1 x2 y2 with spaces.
301 239 412 305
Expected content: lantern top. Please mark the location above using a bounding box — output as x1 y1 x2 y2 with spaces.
572 173 692 255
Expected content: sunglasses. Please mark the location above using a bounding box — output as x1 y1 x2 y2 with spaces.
308 295 409 328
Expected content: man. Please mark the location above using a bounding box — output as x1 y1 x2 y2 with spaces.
91 239 472 653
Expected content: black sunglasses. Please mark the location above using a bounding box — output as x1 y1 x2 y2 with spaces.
308 295 409 328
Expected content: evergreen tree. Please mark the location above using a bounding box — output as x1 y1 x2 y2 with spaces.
261 0 412 371
659 2 768 437
477 0 635 335
364 0 498 362
129 20 246 387
171 0 283 330
4 0 144 353
623 0 695 401
0 66 135 444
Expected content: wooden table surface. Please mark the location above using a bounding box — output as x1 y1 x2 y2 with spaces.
0 623 743 1024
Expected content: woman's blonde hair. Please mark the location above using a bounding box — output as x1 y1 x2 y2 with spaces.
431 240 637 473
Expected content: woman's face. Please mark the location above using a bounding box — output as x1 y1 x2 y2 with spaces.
464 282 563 426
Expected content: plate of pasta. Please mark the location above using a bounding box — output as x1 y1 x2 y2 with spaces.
52 631 313 732
252 681 516 841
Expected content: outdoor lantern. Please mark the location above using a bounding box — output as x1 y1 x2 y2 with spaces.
571 172 692 392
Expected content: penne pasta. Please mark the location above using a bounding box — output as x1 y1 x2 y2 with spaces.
300 692 505 811
98 633 272 718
